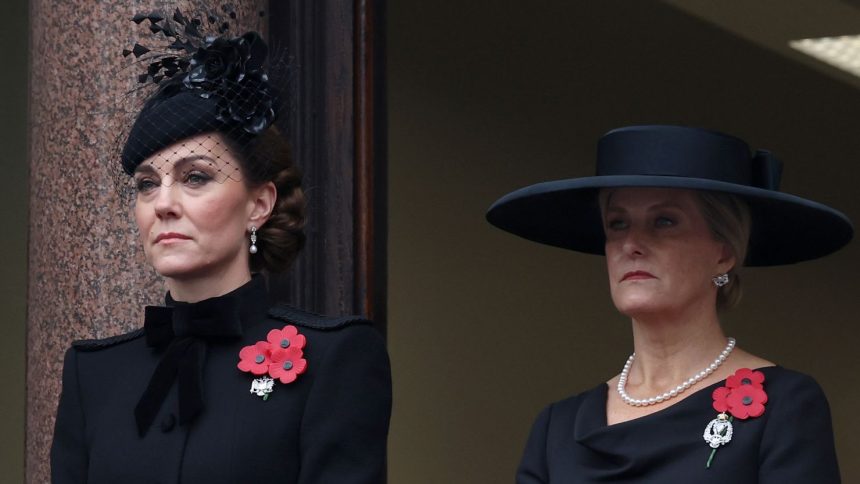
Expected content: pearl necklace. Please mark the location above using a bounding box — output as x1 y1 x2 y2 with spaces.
617 337 736 407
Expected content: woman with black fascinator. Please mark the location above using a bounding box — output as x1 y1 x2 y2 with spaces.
51 10 391 484
488 125 851 483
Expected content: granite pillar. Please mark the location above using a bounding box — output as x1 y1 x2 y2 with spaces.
27 1 266 481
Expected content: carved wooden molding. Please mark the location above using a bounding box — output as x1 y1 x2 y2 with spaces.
268 0 386 335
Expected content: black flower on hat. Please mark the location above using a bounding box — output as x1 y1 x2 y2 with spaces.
185 36 247 89
182 32 275 135
123 7 275 136
217 69 276 135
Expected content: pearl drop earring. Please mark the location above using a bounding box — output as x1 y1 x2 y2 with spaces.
249 226 258 254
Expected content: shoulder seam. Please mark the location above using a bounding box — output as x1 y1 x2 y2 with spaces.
267 304 371 330
72 328 146 351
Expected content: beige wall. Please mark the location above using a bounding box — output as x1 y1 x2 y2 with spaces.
388 2 860 483
0 0 28 481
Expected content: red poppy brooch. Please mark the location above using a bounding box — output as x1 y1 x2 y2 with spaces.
704 368 767 468
237 325 308 400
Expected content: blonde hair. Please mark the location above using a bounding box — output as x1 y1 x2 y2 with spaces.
695 192 752 311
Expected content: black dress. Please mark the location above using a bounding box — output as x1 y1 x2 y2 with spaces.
51 276 392 484
517 366 840 483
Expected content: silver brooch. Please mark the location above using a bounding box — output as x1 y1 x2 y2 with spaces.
703 413 733 449
250 376 275 400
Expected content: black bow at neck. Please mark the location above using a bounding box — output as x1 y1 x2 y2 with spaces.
134 276 267 437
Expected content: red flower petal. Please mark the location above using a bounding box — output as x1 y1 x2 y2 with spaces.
725 384 768 420
266 324 306 351
275 370 298 384
726 368 765 389
270 346 304 363
292 333 307 349
238 345 257 360
750 386 768 405
237 341 272 375
746 402 766 418
711 386 731 413
292 358 308 375
268 347 307 384
731 405 751 420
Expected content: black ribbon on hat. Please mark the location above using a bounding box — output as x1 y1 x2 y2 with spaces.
595 127 785 192
134 295 243 437
750 150 783 191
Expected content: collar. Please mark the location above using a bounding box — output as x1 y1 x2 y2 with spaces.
135 275 269 436
144 275 268 346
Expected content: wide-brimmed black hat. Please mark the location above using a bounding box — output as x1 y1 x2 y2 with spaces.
486 125 853 266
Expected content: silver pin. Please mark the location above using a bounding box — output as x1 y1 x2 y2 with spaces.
703 413 733 449
250 376 274 400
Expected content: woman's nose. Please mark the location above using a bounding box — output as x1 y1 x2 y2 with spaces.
153 181 181 219
621 225 649 256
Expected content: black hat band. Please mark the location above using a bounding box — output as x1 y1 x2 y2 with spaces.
596 126 782 190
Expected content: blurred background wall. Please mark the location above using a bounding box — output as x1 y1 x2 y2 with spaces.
387 1 860 482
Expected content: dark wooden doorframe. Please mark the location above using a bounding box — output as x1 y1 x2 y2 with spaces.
268 0 387 336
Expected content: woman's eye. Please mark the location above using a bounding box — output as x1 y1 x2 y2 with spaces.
606 219 628 230
655 216 676 227
184 171 211 186
134 179 158 193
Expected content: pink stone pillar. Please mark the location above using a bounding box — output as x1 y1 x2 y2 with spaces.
27 1 266 481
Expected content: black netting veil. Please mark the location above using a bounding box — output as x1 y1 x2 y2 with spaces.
102 5 306 275
117 6 286 193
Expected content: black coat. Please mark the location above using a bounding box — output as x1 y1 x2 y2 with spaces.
51 278 392 484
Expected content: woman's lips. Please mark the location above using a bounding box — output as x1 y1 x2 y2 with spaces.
155 232 192 244
621 270 656 282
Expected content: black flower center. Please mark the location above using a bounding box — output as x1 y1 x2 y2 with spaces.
283 361 293 370
254 354 265 364
742 396 753 405
280 338 290 348
741 378 752 385
205 56 225 75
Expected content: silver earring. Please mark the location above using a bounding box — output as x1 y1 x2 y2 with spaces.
712 273 729 287
249 226 258 254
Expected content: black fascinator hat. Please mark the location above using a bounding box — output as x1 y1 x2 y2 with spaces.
486 125 853 266
119 8 278 178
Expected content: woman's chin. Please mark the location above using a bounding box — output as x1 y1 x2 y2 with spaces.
613 297 674 319
150 258 206 279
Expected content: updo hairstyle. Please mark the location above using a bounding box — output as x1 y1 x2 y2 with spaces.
224 125 306 273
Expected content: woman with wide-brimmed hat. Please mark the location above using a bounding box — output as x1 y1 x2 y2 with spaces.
488 125 852 483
